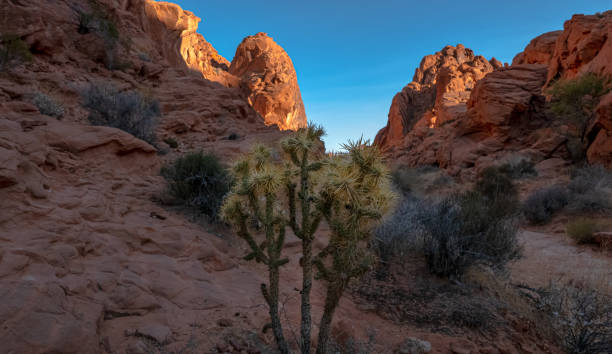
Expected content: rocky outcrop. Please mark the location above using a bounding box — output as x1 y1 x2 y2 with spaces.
375 45 497 148
512 31 562 65
547 11 612 84
587 92 612 167
141 1 234 85
229 33 307 130
466 64 548 130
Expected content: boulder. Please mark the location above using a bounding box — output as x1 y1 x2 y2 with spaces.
512 31 562 65
229 32 307 130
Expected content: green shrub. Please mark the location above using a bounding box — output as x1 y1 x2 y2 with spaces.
32 92 64 119
161 151 231 220
474 166 520 217
0 34 32 70
548 73 611 160
523 185 569 224
566 218 601 244
81 82 160 145
567 165 612 213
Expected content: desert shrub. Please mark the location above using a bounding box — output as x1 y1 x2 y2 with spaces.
74 1 122 69
420 169 521 278
566 218 601 245
391 165 453 196
0 34 32 70
530 283 612 354
161 151 231 220
81 82 160 145
523 185 569 224
372 196 423 278
498 157 538 179
548 73 611 161
31 92 64 119
567 165 612 213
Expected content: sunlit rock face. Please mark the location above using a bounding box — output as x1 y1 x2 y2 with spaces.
374 44 499 148
512 31 562 66
229 33 307 131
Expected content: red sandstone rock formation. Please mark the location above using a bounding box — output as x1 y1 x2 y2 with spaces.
229 33 307 131
377 10 612 172
512 31 562 65
374 45 497 148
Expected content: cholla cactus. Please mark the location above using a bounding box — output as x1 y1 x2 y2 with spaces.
221 134 395 354
280 125 325 354
314 139 395 354
221 144 290 354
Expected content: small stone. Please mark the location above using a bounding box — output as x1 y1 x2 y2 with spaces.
217 318 233 327
397 337 431 354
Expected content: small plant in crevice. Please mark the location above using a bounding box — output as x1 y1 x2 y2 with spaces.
523 185 568 225
161 151 231 220
0 33 32 70
81 82 160 145
163 137 178 149
73 0 126 69
31 92 65 119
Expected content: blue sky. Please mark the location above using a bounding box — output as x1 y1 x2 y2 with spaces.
170 0 610 150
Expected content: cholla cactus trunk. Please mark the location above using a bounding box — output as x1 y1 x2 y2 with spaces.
315 279 345 354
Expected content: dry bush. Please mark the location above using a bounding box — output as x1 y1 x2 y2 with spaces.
82 82 160 145
32 92 64 119
567 165 612 213
526 282 612 354
523 185 569 225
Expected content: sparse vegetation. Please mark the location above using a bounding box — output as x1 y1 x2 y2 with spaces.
527 282 612 354
566 218 601 245
523 185 569 224
497 156 537 179
74 0 124 69
161 151 231 220
31 92 64 119
391 165 453 196
548 73 611 161
81 82 160 145
0 33 32 70
221 130 394 354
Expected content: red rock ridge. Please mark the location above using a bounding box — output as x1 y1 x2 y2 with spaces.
374 44 500 148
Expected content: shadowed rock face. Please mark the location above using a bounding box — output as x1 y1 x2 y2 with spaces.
229 33 307 131
374 44 499 148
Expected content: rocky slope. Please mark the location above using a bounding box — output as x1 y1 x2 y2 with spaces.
376 11 612 174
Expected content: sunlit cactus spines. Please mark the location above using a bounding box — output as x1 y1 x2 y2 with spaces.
221 131 395 354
